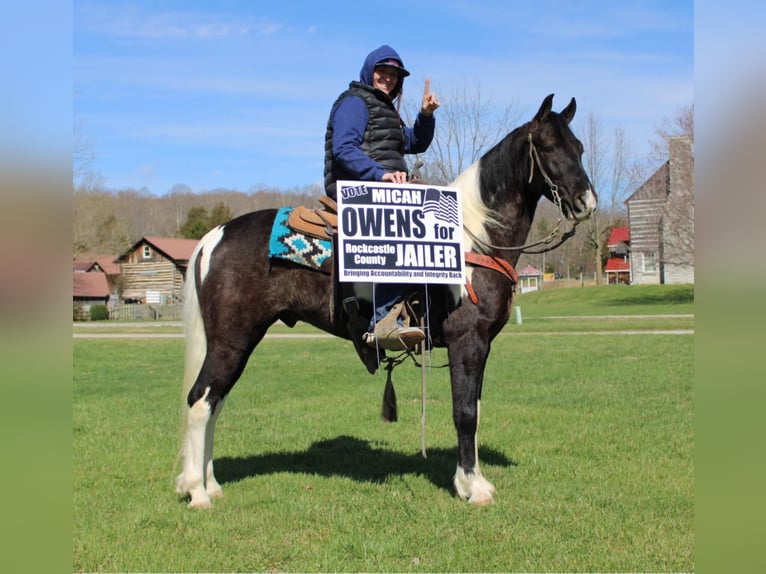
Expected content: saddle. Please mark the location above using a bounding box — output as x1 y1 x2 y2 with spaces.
287 196 338 240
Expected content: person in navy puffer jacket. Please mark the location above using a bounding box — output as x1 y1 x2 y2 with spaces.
324 45 440 351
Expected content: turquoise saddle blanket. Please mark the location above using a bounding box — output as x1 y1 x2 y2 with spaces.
268 207 332 270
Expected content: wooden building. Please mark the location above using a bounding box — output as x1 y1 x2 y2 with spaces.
518 265 543 293
116 236 198 303
73 253 121 318
626 136 694 285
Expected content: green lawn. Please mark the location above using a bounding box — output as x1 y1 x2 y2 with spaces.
515 283 694 316
73 286 693 572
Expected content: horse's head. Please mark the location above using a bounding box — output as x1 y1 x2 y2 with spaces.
528 94 597 221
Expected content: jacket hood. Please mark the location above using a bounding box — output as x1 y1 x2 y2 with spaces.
359 45 409 98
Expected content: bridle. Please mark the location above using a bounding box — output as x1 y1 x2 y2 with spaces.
464 132 581 254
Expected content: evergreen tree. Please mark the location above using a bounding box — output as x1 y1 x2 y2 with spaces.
179 206 211 239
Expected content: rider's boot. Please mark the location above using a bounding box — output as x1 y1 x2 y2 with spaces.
363 301 424 351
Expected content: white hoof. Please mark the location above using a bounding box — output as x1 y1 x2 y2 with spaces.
187 493 212 509
206 481 223 499
454 466 496 505
176 473 213 508
468 484 495 506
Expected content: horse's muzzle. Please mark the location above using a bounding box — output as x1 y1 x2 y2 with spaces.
566 187 598 221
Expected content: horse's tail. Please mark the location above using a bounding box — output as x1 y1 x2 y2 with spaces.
178 226 225 452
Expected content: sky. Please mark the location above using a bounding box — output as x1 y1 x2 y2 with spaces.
73 0 694 195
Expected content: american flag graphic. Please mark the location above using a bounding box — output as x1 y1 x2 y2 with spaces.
423 188 459 226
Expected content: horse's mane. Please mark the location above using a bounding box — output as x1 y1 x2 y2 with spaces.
452 123 530 254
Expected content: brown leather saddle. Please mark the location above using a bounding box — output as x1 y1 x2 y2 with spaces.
287 196 338 240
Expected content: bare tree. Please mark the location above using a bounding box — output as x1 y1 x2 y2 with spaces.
649 104 694 166
73 116 105 191
403 81 520 185
577 112 637 284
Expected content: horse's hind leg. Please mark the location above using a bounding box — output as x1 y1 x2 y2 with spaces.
177 342 253 508
176 387 214 508
202 397 226 499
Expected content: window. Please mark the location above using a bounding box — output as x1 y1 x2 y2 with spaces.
643 252 657 273
142 245 151 259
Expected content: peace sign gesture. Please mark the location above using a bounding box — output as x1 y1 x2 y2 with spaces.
420 77 440 116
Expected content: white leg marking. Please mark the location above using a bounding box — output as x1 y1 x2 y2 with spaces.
453 400 496 505
454 466 496 506
176 387 213 508
204 398 225 499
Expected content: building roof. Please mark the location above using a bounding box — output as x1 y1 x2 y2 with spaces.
73 271 111 298
518 265 542 276
607 227 629 246
118 236 199 263
626 135 693 206
604 258 631 272
626 162 669 204
73 253 121 275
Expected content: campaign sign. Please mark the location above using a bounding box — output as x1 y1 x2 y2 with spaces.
336 180 465 284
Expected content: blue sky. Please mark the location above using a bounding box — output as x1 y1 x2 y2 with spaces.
73 0 693 195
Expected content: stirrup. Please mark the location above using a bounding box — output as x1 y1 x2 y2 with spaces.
365 301 424 351
365 325 424 351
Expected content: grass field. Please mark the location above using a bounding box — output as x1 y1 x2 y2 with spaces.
73 285 693 572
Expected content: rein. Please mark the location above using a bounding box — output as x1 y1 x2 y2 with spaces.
464 132 580 255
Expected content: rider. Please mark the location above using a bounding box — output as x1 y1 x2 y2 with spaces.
324 44 440 350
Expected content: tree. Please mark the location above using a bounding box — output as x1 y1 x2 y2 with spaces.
178 202 234 239
649 104 694 166
73 115 105 191
578 112 637 284
179 206 212 239
403 82 520 184
208 201 234 228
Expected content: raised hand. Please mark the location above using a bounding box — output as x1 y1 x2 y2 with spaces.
421 77 440 116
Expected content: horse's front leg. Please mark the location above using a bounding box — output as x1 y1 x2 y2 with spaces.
448 338 496 505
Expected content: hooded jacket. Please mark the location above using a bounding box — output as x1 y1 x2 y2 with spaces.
324 45 435 199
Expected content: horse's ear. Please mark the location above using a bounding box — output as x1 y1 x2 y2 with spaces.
534 94 555 122
560 97 577 124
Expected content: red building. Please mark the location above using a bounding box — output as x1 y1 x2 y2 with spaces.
605 227 630 285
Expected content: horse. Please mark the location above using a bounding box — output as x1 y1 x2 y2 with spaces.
175 94 597 508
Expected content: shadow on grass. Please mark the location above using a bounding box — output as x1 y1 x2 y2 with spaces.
215 435 516 494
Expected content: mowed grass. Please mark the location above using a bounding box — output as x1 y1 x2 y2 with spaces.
73 286 693 573
515 283 694 317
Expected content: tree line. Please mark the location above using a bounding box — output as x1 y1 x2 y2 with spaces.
74 84 692 279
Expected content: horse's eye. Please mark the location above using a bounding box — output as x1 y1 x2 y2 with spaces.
541 145 555 153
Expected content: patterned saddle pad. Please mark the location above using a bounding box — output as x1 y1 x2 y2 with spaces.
268 207 332 270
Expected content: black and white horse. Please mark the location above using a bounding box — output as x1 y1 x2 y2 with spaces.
176 94 597 508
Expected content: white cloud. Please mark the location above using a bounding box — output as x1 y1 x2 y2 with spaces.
76 2 285 40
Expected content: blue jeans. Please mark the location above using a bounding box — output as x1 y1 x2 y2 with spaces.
369 283 409 330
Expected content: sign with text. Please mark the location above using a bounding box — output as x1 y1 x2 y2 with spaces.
336 180 465 284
